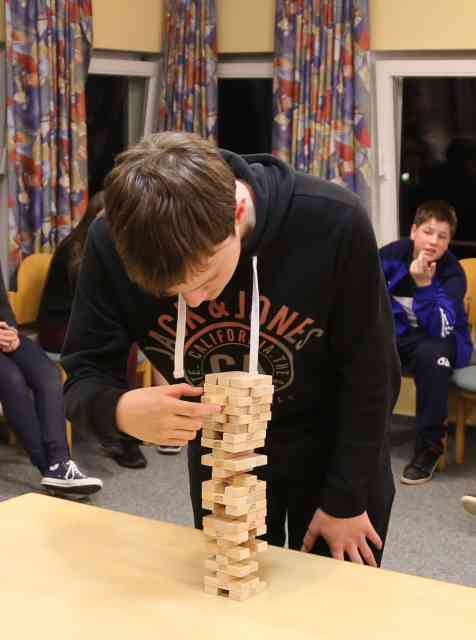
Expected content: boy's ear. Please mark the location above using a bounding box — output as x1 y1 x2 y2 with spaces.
234 198 247 226
410 224 417 240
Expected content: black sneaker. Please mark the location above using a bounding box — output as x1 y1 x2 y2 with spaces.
41 460 103 495
401 448 441 485
112 439 147 469
157 444 182 455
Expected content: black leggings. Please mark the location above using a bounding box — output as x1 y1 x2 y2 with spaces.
0 336 69 474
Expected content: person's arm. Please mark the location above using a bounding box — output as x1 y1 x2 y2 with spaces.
302 204 401 565
0 271 18 329
412 267 466 339
61 225 135 447
321 205 401 517
61 221 222 449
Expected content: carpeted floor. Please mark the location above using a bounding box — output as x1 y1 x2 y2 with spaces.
0 416 474 588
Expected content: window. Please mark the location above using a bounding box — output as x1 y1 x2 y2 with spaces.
399 77 476 257
87 55 159 197
374 55 476 251
218 56 273 155
218 78 273 154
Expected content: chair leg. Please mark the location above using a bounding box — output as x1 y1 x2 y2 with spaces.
455 395 466 464
437 430 448 471
66 420 73 454
7 429 17 446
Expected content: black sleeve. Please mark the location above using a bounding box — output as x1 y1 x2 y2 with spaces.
0 270 17 328
320 205 401 518
61 228 132 447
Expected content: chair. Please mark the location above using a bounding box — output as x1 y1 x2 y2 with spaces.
7 253 73 451
450 258 476 464
8 253 53 326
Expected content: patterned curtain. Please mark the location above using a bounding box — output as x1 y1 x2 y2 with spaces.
158 0 218 141
5 0 92 270
273 0 371 208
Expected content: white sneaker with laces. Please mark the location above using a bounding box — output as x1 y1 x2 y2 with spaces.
41 460 103 495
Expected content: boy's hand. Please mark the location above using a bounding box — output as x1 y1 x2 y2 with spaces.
116 383 222 446
301 508 382 567
410 250 436 287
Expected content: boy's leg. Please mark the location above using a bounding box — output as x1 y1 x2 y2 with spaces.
401 336 456 485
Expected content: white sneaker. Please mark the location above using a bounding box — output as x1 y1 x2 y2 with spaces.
41 460 103 495
157 445 182 455
462 495 476 515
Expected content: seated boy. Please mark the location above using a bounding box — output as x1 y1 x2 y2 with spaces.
380 201 473 485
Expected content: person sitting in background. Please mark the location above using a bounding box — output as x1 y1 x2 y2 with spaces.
0 273 102 495
380 201 473 485
462 494 476 515
38 191 147 469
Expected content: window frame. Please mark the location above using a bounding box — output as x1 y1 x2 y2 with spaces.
373 53 476 247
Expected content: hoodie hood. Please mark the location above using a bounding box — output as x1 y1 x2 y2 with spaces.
173 152 296 379
220 151 296 256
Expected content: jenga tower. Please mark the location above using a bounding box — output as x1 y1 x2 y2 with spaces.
201 371 273 601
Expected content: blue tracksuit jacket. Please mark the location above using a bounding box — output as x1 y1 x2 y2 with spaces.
380 239 473 369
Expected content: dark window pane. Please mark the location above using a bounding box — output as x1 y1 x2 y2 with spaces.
399 77 476 258
218 79 272 155
86 75 128 197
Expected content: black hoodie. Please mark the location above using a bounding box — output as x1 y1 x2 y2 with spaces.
62 152 400 518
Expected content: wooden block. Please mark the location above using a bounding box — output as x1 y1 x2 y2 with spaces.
247 420 268 431
225 498 267 517
202 394 227 405
223 405 251 417
230 474 258 487
203 373 220 385
221 454 267 472
248 403 271 416
255 412 272 422
203 384 229 395
202 500 214 511
226 414 254 425
251 385 274 397
221 439 266 454
203 413 227 425
228 375 272 389
211 467 236 479
203 515 249 535
202 428 222 440
227 386 252 398
225 395 253 407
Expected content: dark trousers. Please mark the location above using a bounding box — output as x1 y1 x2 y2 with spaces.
397 330 456 454
0 336 69 474
187 433 395 567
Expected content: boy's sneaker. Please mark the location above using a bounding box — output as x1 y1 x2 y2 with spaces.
462 495 476 515
401 447 441 485
157 444 182 455
41 460 103 495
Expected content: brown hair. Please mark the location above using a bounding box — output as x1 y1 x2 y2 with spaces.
103 131 237 296
414 200 457 237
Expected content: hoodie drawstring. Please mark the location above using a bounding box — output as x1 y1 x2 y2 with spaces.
173 293 187 379
173 256 260 380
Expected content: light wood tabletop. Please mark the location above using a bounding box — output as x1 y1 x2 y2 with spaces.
0 493 474 639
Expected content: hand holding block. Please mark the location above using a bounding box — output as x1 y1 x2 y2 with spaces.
201 371 272 601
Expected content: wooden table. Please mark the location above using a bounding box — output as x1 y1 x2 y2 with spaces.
0 493 474 639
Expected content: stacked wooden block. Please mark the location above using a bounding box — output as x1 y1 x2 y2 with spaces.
201 371 273 601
